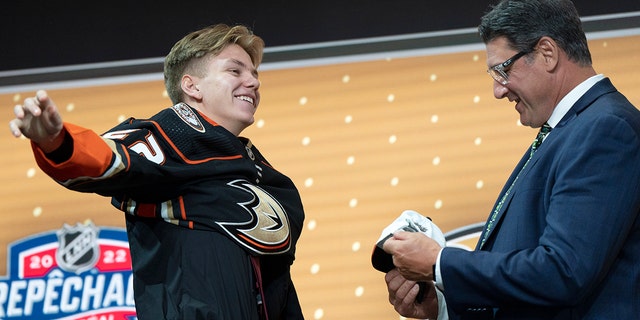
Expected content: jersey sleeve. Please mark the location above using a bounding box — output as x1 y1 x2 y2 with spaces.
33 122 128 185
32 120 181 201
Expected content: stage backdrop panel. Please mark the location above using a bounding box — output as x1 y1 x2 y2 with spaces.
1 35 638 319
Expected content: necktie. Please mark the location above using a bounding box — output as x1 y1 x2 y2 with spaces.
531 122 552 155
479 123 552 248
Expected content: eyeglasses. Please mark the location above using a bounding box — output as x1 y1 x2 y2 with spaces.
487 50 530 85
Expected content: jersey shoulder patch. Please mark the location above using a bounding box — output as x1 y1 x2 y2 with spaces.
171 103 205 133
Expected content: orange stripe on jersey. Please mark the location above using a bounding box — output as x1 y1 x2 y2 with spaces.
178 196 187 220
148 120 243 164
238 234 291 251
260 160 273 169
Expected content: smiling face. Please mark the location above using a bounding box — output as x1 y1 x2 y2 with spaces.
184 44 261 136
486 37 555 128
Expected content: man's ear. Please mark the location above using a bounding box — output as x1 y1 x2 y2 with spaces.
181 75 202 100
536 36 559 72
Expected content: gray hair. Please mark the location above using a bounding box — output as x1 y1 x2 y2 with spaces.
478 0 592 66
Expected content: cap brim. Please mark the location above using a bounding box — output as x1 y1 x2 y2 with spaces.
371 234 395 272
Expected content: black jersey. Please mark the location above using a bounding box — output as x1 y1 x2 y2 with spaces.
34 103 305 319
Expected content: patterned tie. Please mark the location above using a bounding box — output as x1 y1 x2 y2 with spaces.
530 122 552 155
479 123 552 248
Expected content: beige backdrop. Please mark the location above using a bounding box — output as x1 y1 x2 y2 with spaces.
1 35 638 319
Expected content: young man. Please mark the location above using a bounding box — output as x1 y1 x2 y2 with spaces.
10 24 306 320
382 0 640 319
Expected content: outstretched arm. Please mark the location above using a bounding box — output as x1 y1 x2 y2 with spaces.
9 90 65 153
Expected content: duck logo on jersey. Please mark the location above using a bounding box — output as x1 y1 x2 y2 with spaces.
218 179 291 255
0 221 137 319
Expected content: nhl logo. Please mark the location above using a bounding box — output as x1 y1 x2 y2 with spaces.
56 221 100 274
172 102 205 132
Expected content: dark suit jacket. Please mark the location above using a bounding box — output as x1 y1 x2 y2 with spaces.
440 78 640 319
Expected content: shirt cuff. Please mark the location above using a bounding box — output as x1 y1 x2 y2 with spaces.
434 248 444 291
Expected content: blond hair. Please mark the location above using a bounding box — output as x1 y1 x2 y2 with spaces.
163 24 265 104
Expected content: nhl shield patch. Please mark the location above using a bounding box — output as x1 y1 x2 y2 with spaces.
55 221 100 274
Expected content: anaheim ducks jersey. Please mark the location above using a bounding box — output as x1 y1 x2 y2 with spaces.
32 103 306 319
34 102 305 258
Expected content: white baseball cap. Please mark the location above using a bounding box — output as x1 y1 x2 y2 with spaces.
371 210 446 272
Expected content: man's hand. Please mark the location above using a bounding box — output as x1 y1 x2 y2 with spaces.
385 268 439 319
383 231 442 281
9 90 64 152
